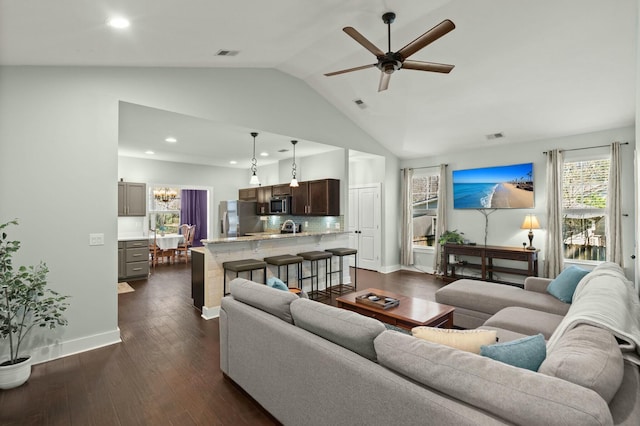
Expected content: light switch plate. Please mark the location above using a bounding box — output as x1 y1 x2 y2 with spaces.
89 233 104 246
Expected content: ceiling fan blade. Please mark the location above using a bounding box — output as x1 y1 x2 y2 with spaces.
343 27 385 57
397 19 455 60
402 60 455 73
324 63 376 77
378 72 391 92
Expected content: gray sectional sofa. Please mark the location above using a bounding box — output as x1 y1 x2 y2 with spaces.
220 265 640 425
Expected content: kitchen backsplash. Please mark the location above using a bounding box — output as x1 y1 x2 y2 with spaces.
263 216 344 233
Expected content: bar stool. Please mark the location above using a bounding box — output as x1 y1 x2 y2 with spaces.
222 258 267 295
263 254 304 288
325 248 358 295
297 251 333 301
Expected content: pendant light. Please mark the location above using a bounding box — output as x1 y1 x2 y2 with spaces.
290 140 299 187
249 132 260 185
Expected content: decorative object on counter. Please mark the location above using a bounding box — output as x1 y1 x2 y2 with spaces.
521 214 541 250
153 187 178 204
249 132 260 185
438 229 464 245
290 140 299 187
0 219 70 389
477 208 497 246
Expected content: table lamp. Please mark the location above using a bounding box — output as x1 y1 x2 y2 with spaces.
521 214 540 250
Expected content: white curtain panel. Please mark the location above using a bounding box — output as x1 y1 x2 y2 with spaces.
433 164 448 274
606 142 623 265
401 168 414 266
545 149 564 278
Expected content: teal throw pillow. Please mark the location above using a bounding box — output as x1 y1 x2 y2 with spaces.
480 334 546 371
546 265 590 303
266 276 289 291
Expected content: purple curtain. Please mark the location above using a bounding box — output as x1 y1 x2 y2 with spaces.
180 189 207 247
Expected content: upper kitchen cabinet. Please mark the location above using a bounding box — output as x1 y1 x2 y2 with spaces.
238 187 257 201
272 184 291 196
291 179 340 216
118 181 146 216
256 186 272 215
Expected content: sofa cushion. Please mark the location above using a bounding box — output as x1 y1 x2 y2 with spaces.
546 265 590 303
290 298 385 361
435 279 571 318
412 327 496 354
480 333 546 371
229 278 298 324
539 324 624 403
483 307 564 339
374 331 613 426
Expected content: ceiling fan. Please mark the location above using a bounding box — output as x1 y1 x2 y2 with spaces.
325 12 455 92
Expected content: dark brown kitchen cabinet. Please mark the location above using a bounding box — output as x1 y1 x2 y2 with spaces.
272 184 291 196
238 187 257 201
291 178 340 216
256 186 272 215
118 181 146 216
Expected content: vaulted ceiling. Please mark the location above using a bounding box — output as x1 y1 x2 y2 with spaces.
1 0 635 163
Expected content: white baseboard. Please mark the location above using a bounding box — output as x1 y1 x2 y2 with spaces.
402 265 436 274
378 264 401 274
202 305 220 320
30 328 122 365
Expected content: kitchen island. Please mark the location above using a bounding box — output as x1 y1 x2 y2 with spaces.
196 231 350 319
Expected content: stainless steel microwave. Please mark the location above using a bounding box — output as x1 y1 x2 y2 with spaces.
269 196 291 214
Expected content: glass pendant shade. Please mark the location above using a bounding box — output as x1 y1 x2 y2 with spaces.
290 177 299 187
250 173 260 185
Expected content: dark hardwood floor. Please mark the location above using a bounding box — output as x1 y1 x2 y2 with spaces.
0 262 445 425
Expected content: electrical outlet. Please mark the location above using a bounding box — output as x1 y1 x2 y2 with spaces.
89 233 104 246
326 222 330 229
334 223 340 229
304 221 308 227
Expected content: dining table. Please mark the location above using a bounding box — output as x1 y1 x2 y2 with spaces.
150 233 185 265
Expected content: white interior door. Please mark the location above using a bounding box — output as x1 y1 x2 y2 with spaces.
349 184 381 271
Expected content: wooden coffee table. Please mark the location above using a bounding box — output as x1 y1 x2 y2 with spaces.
336 288 455 330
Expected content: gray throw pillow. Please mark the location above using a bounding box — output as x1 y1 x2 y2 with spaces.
290 298 385 361
539 324 624 403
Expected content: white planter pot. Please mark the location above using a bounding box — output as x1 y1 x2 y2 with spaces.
0 356 32 389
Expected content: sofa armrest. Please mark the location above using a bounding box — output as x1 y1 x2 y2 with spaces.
524 276 552 293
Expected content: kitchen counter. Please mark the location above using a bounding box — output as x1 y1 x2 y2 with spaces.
195 230 350 319
118 235 147 241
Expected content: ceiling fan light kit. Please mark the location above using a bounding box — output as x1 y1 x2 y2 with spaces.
325 12 455 92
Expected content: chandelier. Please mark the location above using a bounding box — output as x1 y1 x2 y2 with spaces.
153 188 178 204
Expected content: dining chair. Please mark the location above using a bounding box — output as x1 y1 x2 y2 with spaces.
149 229 160 268
176 224 196 264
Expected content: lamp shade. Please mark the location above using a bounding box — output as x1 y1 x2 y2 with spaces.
521 214 540 230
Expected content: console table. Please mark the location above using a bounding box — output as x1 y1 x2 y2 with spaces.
443 244 539 286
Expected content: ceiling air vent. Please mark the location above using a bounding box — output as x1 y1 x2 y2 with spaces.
216 49 239 57
354 99 367 109
486 132 504 140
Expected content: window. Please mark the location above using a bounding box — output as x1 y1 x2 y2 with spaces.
149 186 181 234
562 158 609 261
412 172 439 247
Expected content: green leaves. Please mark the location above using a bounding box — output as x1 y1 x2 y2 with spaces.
0 220 70 365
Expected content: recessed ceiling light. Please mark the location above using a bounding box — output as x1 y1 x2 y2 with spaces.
260 152 269 157
229 160 237 165
165 137 177 143
145 150 154 155
107 17 130 29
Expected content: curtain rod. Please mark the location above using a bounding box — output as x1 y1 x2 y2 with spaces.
543 141 628 154
401 164 448 171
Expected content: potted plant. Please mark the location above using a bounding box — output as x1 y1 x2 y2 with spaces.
0 219 70 389
438 229 464 245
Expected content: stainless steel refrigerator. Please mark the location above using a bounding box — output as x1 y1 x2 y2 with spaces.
219 200 262 237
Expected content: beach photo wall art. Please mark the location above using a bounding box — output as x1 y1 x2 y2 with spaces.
452 163 534 209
